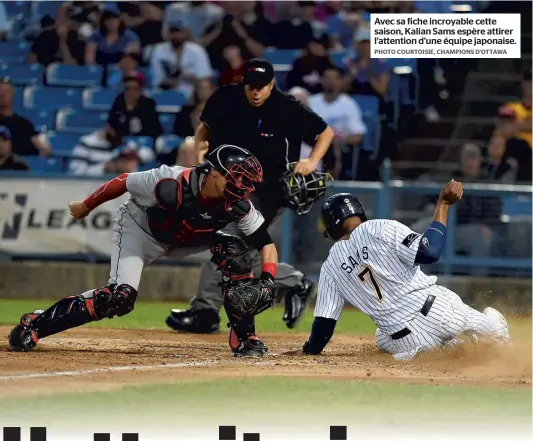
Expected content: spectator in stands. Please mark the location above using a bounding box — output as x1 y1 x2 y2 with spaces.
345 27 390 101
105 71 163 145
0 126 29 171
0 2 9 41
201 1 270 71
482 131 518 183
164 1 224 41
326 2 368 49
28 15 85 66
271 1 316 49
496 69 532 183
107 52 140 89
218 45 245 86
309 67 366 179
118 2 165 47
57 1 101 39
104 144 140 175
0 78 52 157
286 34 333 95
176 136 201 166
150 18 213 101
85 6 140 66
173 78 217 137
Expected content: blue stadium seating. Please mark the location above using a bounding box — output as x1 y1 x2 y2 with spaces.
274 71 288 90
46 64 104 87
13 86 24 109
124 136 154 149
0 64 43 85
47 133 81 156
82 87 119 111
158 113 176 135
0 41 30 64
16 109 56 132
30 1 62 22
150 90 187 112
353 95 381 152
4 1 31 19
23 156 65 173
330 51 348 69
55 109 108 134
155 135 183 155
265 49 301 70
415 1 453 13
23 86 83 110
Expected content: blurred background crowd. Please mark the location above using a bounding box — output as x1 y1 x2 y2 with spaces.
0 0 531 275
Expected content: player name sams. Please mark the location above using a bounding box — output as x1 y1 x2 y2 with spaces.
2 426 349 441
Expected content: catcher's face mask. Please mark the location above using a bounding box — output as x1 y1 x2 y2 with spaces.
280 164 333 215
222 156 263 209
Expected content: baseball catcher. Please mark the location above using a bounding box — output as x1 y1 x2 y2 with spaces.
8 145 279 357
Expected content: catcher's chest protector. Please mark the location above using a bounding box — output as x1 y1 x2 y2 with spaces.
147 171 235 247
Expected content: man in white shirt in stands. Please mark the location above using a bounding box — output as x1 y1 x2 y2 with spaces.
150 18 213 101
309 66 366 179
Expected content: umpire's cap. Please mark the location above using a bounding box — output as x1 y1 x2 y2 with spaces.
321 193 367 240
242 59 275 88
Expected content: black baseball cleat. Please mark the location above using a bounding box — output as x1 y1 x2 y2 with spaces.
232 336 268 358
8 311 42 352
165 308 220 334
283 278 317 329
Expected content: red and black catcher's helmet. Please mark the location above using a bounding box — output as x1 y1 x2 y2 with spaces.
206 144 263 205
321 193 367 240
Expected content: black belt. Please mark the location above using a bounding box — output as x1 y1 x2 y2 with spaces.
390 294 436 340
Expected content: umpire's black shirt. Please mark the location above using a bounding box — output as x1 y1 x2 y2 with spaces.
200 84 327 220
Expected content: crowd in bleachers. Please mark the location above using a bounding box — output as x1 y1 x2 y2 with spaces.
0 0 525 185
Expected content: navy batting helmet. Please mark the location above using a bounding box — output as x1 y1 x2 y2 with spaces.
321 193 367 240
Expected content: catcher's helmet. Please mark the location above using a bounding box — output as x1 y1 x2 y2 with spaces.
206 144 263 206
321 193 367 240
280 164 333 215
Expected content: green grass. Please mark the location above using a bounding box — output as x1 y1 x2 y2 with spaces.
0 378 531 427
0 298 378 334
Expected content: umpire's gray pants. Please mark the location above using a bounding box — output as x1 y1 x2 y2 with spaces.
190 220 304 312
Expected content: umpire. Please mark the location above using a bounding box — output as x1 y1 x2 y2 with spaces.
166 58 334 334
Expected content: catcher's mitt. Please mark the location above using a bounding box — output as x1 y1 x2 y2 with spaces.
225 278 276 318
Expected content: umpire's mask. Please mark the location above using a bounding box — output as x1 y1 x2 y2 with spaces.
280 163 333 215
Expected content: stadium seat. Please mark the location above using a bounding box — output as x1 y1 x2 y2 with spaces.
415 1 453 13
331 51 348 69
4 1 31 19
158 113 176 135
0 64 43 86
23 86 83 110
82 87 119 111
149 90 187 113
353 95 380 152
46 64 104 87
264 49 301 70
0 41 31 64
155 135 183 155
30 1 62 22
13 86 24 109
16 109 56 132
124 136 154 149
47 132 81 156
55 109 108 134
23 156 65 173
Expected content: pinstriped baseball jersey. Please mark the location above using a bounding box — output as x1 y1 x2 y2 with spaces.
123 164 265 239
315 219 438 331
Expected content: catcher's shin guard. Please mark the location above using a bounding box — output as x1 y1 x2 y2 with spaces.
8 284 137 352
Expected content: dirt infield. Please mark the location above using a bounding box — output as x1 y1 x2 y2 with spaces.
1 326 531 398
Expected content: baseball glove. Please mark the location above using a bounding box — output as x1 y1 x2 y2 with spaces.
225 278 276 318
210 231 251 278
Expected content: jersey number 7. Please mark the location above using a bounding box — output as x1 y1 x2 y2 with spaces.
358 266 384 302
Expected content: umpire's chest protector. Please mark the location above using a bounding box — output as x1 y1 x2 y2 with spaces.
146 170 233 247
